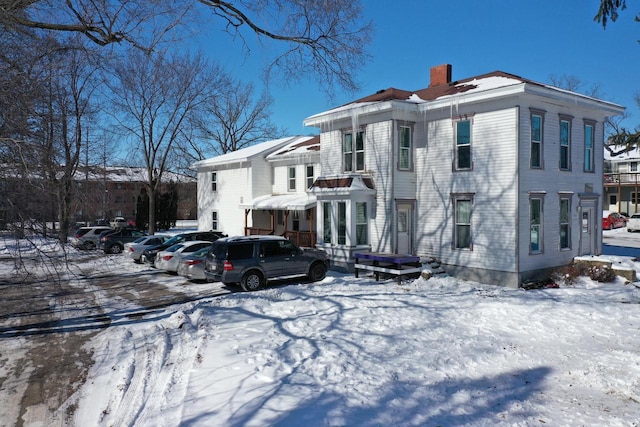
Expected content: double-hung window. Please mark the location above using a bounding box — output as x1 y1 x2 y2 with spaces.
211 172 217 192
530 195 544 253
323 202 332 243
343 131 365 172
452 194 473 249
559 115 572 171
211 211 218 230
356 202 368 245
337 202 346 245
288 166 296 191
584 120 595 172
559 197 571 250
398 125 412 170
530 110 544 169
306 165 314 189
455 120 472 170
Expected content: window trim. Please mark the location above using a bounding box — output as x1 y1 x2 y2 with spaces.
530 109 545 169
451 192 474 250
211 171 217 192
583 119 596 173
559 114 572 171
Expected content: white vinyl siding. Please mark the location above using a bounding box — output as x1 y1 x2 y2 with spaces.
416 107 518 272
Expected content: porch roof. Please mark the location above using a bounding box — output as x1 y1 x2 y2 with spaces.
240 193 316 211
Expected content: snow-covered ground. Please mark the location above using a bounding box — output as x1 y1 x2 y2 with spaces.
2 228 640 426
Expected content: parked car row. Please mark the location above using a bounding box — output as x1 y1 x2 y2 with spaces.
116 231 330 292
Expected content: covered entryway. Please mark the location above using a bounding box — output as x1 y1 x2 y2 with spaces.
240 194 317 247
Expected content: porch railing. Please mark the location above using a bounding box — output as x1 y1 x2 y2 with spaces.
604 172 640 185
284 230 316 247
244 227 316 247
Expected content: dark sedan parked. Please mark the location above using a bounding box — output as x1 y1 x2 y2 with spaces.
99 228 147 254
141 231 227 264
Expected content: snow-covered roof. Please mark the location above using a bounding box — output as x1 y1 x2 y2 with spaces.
239 193 316 211
267 135 320 159
305 68 624 126
192 136 311 170
605 147 640 162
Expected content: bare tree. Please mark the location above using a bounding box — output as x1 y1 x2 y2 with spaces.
108 50 221 234
2 0 372 93
186 79 283 161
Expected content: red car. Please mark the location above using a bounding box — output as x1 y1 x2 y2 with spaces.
602 211 626 230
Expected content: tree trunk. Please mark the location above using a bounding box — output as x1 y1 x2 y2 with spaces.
148 189 156 235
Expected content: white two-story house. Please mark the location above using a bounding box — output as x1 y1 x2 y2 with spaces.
193 135 320 247
304 64 624 286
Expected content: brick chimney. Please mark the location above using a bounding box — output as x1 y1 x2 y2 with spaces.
429 64 452 87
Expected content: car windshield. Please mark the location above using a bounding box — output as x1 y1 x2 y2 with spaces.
632 214 640 219
166 244 184 252
133 237 147 243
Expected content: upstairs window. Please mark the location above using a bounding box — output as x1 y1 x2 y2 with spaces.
288 166 296 191
559 116 572 171
584 121 595 172
530 110 544 169
343 131 365 172
455 120 472 170
398 126 412 170
211 172 217 192
306 165 314 188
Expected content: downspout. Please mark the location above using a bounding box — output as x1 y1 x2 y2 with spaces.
515 106 520 284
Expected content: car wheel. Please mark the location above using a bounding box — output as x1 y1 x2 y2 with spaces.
308 262 327 282
241 271 264 291
109 244 123 254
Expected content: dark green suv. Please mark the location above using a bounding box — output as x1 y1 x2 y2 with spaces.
204 235 329 291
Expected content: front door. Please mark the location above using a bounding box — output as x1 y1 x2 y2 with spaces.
580 207 594 255
396 204 412 254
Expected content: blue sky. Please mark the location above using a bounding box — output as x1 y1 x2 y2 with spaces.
196 0 640 136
